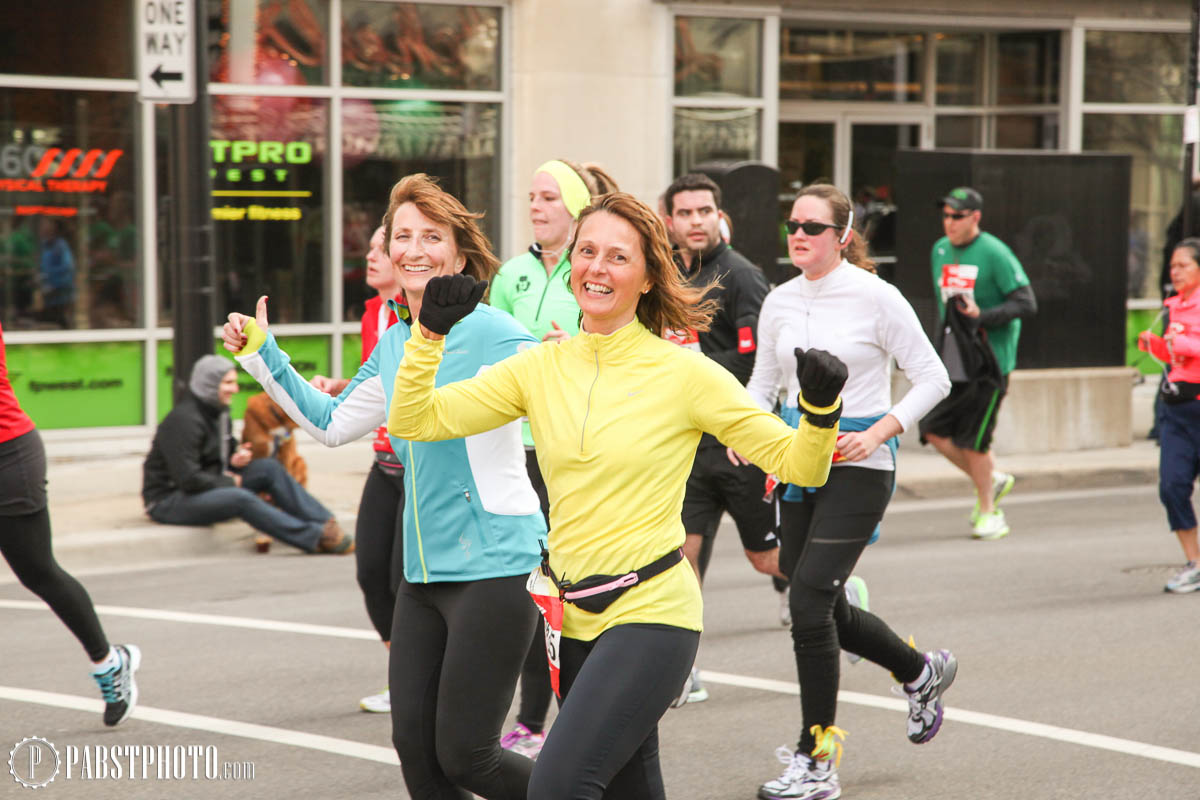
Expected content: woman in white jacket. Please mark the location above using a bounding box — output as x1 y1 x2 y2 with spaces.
748 183 954 800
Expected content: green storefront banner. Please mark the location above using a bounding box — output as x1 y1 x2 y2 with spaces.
157 336 331 422
6 341 144 429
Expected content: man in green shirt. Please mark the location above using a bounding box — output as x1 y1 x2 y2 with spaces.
920 187 1037 540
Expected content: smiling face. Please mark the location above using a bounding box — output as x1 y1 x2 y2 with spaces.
364 226 399 295
787 195 846 279
1170 246 1200 297
670 188 721 255
529 171 575 251
217 369 239 407
570 210 651 335
388 202 465 302
943 204 981 247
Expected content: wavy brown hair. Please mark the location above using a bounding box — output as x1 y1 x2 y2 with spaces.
794 183 876 274
558 158 620 197
569 192 719 336
382 173 501 290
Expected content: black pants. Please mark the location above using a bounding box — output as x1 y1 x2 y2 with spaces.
355 460 405 640
517 448 553 733
0 429 109 662
389 573 538 800
528 623 699 800
781 467 925 753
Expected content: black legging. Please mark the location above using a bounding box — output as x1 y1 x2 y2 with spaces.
389 573 538 800
0 429 109 662
516 448 552 733
354 460 405 640
528 623 699 800
780 466 925 753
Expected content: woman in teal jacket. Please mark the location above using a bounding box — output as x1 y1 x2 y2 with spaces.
224 174 546 800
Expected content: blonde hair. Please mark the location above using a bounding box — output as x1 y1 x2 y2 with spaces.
558 159 620 197
570 192 718 336
382 173 501 288
794 184 876 274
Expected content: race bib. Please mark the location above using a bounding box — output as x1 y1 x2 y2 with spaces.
664 327 702 352
526 567 564 697
939 263 978 304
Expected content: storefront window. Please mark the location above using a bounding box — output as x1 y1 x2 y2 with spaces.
342 1 500 91
210 0 330 86
675 16 762 98
155 97 329 326
673 107 760 177
935 115 981 148
0 6 133 79
341 100 500 322
997 32 1060 106
780 28 922 102
936 33 985 106
1083 113 1184 300
995 113 1058 149
0 89 140 330
1084 31 1188 105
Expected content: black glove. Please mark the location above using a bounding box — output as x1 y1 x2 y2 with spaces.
420 274 488 336
794 347 847 409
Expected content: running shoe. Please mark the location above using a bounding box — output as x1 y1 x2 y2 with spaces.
359 687 390 713
779 585 792 628
1165 561 1200 593
500 723 546 759
843 576 869 665
91 644 140 727
758 726 845 800
317 519 355 554
897 649 957 744
970 472 1015 525
686 666 709 704
971 509 1009 540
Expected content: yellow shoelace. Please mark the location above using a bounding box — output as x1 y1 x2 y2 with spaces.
808 725 847 766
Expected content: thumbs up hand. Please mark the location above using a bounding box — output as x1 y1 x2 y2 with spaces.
223 295 271 354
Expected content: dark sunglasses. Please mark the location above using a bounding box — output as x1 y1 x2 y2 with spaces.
785 219 839 236
942 211 972 220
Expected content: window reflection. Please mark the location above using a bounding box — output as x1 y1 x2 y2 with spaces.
936 33 985 105
997 32 1060 106
673 107 761 177
342 101 500 321
1084 31 1188 105
995 114 1058 149
342 2 500 91
675 16 762 98
0 90 140 330
780 29 923 102
0 6 133 79
936 115 981 148
210 0 329 85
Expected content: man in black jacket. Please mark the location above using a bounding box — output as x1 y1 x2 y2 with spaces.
142 355 353 554
664 173 780 703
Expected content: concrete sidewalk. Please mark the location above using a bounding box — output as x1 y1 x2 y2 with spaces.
34 383 1163 571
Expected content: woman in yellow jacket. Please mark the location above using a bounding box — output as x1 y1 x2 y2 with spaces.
388 192 847 800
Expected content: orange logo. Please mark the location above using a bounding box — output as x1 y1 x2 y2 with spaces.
30 148 124 179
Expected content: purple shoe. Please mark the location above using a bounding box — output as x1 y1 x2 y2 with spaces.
900 649 957 744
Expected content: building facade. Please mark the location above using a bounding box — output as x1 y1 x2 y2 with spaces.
0 0 1188 431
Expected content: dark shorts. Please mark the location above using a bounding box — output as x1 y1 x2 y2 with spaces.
681 445 779 552
919 374 1009 453
0 429 47 517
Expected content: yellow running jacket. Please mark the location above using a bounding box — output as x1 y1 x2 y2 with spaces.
389 318 838 641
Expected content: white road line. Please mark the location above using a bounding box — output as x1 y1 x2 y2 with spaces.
701 671 1200 769
6 600 1199 770
0 686 398 765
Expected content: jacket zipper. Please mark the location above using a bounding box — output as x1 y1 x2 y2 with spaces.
580 350 599 451
407 440 429 582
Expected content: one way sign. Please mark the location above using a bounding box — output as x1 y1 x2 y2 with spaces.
136 0 196 103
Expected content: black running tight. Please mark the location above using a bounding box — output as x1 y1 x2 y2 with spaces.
354 461 405 640
780 467 925 753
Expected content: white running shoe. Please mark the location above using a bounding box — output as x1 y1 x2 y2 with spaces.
970 471 1015 525
897 650 957 744
1165 561 1200 593
971 509 1010 540
758 747 841 800
359 688 390 713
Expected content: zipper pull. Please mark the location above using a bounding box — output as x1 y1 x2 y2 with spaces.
463 488 472 503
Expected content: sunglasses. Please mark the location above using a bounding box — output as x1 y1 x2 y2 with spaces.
785 219 840 236
942 211 972 220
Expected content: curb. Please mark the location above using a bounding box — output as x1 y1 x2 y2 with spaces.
895 464 1159 501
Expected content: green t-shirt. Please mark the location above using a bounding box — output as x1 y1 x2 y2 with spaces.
931 231 1030 375
489 248 580 446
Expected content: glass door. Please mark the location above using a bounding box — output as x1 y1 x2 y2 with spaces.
847 121 922 264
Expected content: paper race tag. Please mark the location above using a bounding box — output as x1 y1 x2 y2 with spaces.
526 567 564 697
939 263 978 304
766 432 847 498
664 327 702 352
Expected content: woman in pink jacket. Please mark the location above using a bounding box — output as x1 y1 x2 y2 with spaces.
1139 237 1200 593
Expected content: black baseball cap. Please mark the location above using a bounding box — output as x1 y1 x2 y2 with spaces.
938 187 983 212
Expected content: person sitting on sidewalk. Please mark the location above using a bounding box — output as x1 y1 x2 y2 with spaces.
142 355 353 554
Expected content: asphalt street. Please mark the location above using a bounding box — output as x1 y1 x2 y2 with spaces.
2 483 1198 799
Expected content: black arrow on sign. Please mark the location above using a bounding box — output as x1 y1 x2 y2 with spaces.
151 64 184 87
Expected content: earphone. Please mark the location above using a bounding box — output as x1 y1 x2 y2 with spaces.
839 209 854 245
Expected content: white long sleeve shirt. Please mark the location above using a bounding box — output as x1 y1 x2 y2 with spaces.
746 260 950 472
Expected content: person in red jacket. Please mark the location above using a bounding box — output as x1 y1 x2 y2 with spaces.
311 224 407 712
0 319 140 726
1139 237 1200 593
